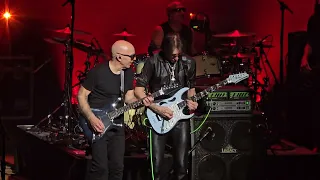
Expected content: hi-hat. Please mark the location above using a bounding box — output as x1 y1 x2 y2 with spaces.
213 30 255 38
48 26 91 35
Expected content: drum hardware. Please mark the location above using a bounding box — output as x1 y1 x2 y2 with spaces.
250 35 278 107
73 38 106 87
33 0 83 146
277 0 293 85
193 52 221 77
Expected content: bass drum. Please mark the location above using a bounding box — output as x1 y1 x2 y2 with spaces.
124 107 146 129
193 52 221 77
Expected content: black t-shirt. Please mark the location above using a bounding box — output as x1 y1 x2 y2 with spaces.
82 62 134 109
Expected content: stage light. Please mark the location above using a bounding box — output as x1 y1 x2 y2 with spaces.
3 12 11 20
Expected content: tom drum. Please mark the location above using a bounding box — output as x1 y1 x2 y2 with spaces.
193 53 221 77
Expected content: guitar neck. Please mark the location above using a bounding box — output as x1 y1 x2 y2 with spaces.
108 90 162 118
177 80 228 109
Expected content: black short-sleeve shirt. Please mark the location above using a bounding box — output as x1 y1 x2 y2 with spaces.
82 62 134 109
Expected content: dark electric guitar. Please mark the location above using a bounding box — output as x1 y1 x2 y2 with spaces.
78 84 179 143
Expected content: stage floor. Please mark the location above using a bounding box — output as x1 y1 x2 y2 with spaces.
1 124 319 180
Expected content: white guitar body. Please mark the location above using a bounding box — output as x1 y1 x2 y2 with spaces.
146 87 193 134
146 72 250 134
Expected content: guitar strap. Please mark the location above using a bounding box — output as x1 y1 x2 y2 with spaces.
120 70 125 105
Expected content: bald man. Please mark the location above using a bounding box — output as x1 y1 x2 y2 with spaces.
148 1 197 56
77 40 153 180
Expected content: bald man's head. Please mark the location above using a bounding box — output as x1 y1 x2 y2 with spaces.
111 40 136 68
112 40 135 57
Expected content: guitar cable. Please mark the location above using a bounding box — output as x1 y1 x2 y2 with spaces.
143 107 212 180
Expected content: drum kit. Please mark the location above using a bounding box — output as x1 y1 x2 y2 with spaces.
193 30 276 101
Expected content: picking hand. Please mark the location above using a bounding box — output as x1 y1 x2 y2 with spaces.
155 106 173 119
186 99 198 111
89 116 105 133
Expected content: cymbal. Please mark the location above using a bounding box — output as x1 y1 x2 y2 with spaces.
48 26 91 35
113 30 136 37
44 37 67 44
213 30 255 38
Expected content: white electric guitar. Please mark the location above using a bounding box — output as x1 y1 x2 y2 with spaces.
146 72 249 134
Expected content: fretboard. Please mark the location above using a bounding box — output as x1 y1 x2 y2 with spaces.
108 90 162 119
177 79 228 109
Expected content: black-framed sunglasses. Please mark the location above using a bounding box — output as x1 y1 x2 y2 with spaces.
172 8 186 13
117 53 136 60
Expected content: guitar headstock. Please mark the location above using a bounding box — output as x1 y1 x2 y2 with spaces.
159 84 180 95
226 72 249 84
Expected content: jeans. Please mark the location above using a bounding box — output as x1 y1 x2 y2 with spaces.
85 128 125 180
151 121 190 180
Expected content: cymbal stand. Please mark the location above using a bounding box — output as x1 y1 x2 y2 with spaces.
74 52 92 87
61 0 76 136
259 44 279 86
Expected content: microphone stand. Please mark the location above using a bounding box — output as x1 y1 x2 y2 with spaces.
188 130 211 155
278 0 293 84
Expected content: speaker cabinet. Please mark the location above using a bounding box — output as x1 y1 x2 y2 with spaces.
287 31 307 84
190 113 265 180
0 56 34 119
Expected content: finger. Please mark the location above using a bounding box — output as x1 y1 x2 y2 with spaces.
144 99 151 106
95 126 103 133
164 113 172 119
167 110 173 116
98 122 105 130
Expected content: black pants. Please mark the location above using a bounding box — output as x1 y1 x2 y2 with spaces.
151 121 190 180
85 128 125 180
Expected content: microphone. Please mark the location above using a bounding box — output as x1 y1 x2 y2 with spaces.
32 58 52 74
277 0 293 14
253 34 272 47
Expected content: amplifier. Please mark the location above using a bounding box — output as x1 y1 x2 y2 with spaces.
196 86 253 114
0 56 34 120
